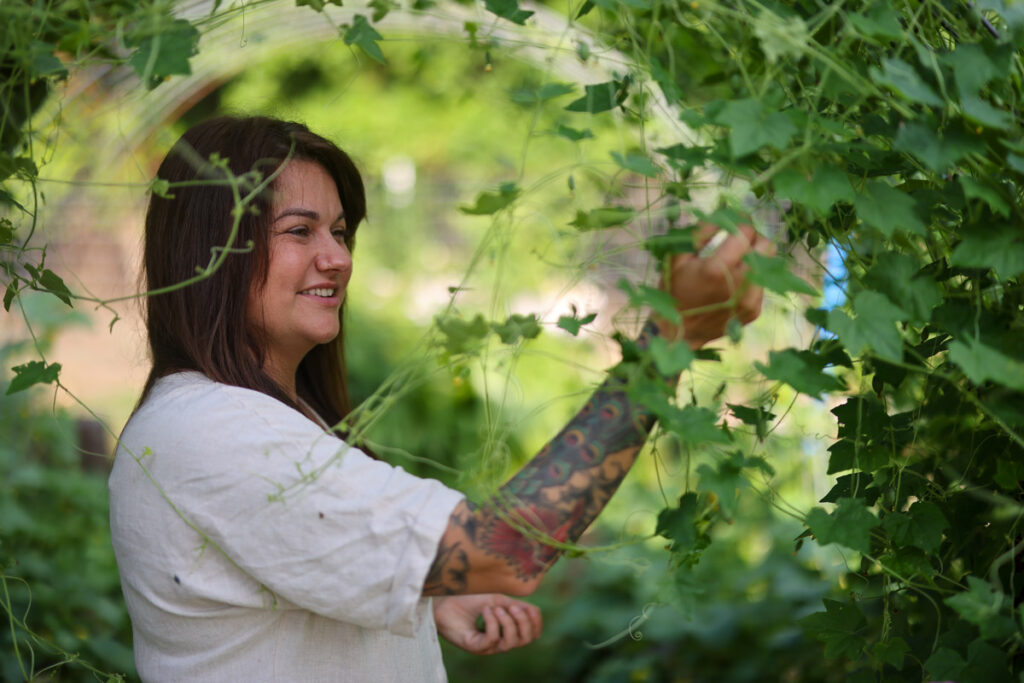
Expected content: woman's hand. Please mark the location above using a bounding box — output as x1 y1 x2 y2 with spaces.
433 594 542 655
659 223 775 349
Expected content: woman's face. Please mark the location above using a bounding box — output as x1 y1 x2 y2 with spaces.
247 159 352 383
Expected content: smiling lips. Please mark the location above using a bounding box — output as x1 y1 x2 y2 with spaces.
301 287 336 298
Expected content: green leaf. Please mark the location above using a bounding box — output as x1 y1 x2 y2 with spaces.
436 313 490 355
342 15 387 64
873 638 909 669
882 501 948 553
0 218 14 245
924 648 966 681
556 311 596 336
459 182 520 215
727 403 775 441
945 44 1001 96
950 228 1024 280
368 0 398 21
743 252 818 296
854 181 926 237
799 599 867 660
961 95 1012 130
648 336 695 375
610 151 660 178
28 41 67 79
696 453 751 520
862 252 942 324
755 349 846 398
618 279 680 323
945 577 1006 627
656 492 699 552
7 360 62 395
296 0 344 9
752 12 808 64
491 313 541 344
569 207 635 230
949 338 1024 392
847 5 903 40
892 122 974 173
827 291 904 362
665 405 731 446
772 166 854 215
565 80 626 114
128 19 200 85
555 125 593 142
510 83 575 104
870 57 943 107
484 0 534 24
36 269 74 307
713 99 798 158
806 497 879 554
960 176 1010 217
656 144 710 172
4 283 17 312
644 227 698 260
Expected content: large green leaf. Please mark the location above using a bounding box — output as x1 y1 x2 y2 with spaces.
485 0 534 24
870 57 942 107
755 349 846 398
862 252 941 324
882 501 948 554
827 291 905 362
806 497 879 555
569 207 635 230
893 122 974 173
854 181 926 237
799 599 867 660
743 252 818 296
565 80 626 114
342 15 387 64
773 166 854 215
7 360 62 395
713 99 798 158
950 228 1024 280
948 338 1024 392
127 19 200 85
459 183 520 215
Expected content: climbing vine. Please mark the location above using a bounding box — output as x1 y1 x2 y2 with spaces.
2 0 1024 681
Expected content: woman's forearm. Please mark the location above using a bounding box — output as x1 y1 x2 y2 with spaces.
424 321 677 594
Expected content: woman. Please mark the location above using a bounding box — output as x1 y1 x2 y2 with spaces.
109 115 771 682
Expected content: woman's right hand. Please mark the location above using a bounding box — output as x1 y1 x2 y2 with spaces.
658 224 775 349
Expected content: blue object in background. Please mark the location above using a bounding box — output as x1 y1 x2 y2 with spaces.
822 242 848 310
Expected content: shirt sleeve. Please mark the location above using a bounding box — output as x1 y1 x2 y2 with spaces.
133 376 465 637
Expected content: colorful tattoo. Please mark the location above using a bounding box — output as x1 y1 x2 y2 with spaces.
427 320 681 592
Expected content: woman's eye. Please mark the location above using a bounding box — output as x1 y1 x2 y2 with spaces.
286 226 310 237
332 227 350 242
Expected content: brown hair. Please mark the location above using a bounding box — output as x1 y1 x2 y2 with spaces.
139 115 366 427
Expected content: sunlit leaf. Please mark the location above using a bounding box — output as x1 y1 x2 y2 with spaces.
647 336 695 375
460 182 520 215
755 349 846 398
342 15 387 64
569 207 635 230
827 291 904 362
618 279 680 323
491 313 541 344
713 99 798 158
555 124 593 141
773 166 854 215
509 83 575 104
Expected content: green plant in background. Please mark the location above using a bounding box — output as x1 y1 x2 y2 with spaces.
3 0 1024 681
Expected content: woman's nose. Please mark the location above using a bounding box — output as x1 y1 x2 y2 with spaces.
315 235 352 273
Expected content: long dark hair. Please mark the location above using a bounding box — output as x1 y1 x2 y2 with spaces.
139 115 366 427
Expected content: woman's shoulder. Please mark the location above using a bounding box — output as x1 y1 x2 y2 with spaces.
127 371 318 443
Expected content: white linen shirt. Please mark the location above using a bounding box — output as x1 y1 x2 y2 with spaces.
109 372 465 682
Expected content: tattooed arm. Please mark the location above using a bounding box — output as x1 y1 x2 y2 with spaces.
423 226 774 597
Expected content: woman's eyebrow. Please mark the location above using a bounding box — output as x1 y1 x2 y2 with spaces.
273 208 346 223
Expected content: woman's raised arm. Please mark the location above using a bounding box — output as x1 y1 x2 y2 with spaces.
423 226 774 597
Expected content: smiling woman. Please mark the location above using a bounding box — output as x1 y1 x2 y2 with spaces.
109 114 769 682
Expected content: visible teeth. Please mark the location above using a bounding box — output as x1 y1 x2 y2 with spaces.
304 288 335 297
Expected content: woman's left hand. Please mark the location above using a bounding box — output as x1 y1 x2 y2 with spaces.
433 594 542 655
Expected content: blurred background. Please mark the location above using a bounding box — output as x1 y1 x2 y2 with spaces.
1 3 850 680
